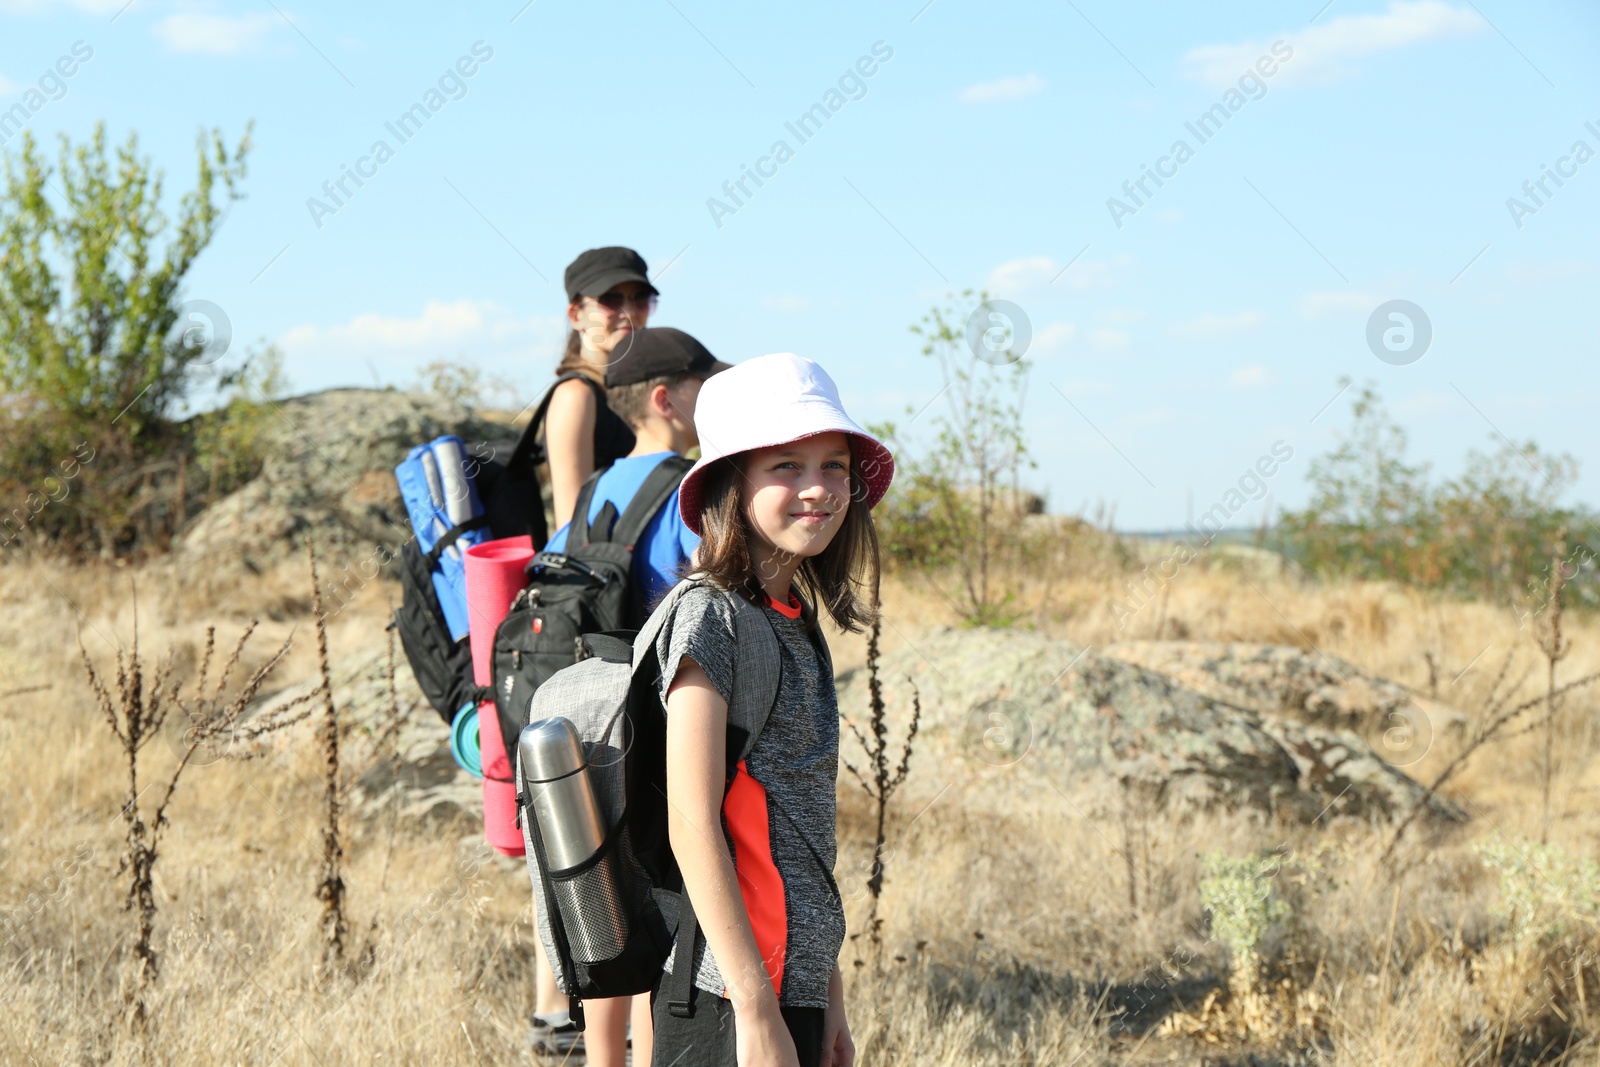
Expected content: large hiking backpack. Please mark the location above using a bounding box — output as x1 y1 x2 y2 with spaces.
391 373 602 727
486 454 693 768
514 577 831 1027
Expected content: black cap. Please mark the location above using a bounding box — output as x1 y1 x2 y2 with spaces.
605 328 731 388
563 246 657 303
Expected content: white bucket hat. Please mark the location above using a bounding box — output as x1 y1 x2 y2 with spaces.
677 353 895 536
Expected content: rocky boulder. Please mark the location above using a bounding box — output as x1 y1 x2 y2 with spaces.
1101 641 1467 738
836 628 1464 825
178 389 519 571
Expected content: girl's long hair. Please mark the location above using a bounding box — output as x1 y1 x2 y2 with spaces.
691 443 881 633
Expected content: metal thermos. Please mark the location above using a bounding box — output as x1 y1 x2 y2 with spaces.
518 718 628 963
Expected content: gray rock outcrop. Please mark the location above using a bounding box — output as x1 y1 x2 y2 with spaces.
836 628 1463 825
178 389 517 571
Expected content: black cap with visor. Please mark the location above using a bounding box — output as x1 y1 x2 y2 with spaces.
605 328 731 388
563 246 658 303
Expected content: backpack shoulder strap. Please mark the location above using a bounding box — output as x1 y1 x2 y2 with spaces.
631 573 703 678
605 455 694 550
632 577 781 760
508 372 602 472
723 591 782 771
564 469 605 549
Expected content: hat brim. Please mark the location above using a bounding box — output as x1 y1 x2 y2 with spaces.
569 268 658 301
677 428 895 537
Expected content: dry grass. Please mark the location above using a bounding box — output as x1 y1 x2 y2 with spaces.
2 543 1600 1064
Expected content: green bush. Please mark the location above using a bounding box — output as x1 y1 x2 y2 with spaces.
1199 851 1292 967
873 291 1042 626
1277 380 1595 609
0 123 252 556
1477 837 1600 946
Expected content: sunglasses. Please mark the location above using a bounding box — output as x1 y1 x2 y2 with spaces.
593 289 658 311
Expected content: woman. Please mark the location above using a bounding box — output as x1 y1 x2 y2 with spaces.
544 246 657 529
530 245 659 1066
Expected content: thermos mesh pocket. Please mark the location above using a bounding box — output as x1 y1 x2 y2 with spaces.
551 852 630 964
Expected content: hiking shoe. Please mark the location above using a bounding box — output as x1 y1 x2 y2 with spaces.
528 1014 584 1058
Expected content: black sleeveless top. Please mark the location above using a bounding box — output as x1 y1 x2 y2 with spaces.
545 373 634 469
590 383 636 469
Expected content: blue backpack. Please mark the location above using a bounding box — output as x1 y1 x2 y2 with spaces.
395 435 485 643
390 375 599 736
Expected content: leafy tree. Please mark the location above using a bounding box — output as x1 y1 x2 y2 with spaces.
1277 380 1435 581
1279 380 1593 607
0 122 253 555
874 291 1038 625
1435 439 1581 602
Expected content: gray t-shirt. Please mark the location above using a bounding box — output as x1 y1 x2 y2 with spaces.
654 583 844 1009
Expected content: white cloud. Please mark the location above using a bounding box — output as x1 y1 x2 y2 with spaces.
1090 327 1131 351
987 255 1058 294
1297 290 1378 318
282 300 562 350
1033 322 1077 352
989 252 1130 295
1231 363 1272 387
0 73 17 94
1158 209 1184 223
154 12 277 56
1502 260 1594 285
1170 310 1263 340
1057 253 1132 291
277 300 570 395
0 0 124 11
959 74 1044 103
1182 1 1484 89
759 295 812 313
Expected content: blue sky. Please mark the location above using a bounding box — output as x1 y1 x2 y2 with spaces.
3 0 1596 528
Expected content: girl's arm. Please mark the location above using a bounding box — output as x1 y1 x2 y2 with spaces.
822 964 854 1066
544 377 596 530
665 658 800 1067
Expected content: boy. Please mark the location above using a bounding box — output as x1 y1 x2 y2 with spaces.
530 325 728 1063
540 326 727 604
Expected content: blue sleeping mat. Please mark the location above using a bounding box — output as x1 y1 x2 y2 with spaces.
395 435 487 641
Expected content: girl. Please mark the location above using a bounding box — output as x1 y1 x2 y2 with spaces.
651 353 893 1067
532 244 658 1064
544 246 658 529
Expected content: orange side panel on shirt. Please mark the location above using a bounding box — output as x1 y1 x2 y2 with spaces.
723 758 787 998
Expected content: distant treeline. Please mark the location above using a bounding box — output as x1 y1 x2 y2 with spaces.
1274 381 1596 610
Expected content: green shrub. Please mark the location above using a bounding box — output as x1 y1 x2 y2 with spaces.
1277 380 1595 608
1199 851 1291 966
873 291 1042 626
1477 837 1600 946
0 123 252 556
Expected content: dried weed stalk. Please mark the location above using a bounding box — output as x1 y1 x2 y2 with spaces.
841 614 922 963
81 609 308 1025
1536 535 1572 842
1382 669 1600 865
309 540 348 970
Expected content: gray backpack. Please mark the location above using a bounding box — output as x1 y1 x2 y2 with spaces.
514 576 799 1029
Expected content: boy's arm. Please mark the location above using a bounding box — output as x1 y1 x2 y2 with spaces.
665 658 799 1066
